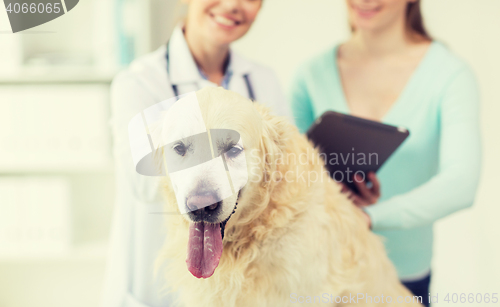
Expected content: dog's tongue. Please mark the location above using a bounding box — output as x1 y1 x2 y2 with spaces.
187 222 223 278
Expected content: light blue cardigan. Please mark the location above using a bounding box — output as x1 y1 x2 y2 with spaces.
289 41 482 279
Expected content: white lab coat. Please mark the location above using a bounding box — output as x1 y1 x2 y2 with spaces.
101 26 290 307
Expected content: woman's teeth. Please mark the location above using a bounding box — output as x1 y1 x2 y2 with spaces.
213 15 237 27
356 6 379 13
354 5 380 18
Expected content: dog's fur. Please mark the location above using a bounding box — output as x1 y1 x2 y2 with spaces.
155 87 422 307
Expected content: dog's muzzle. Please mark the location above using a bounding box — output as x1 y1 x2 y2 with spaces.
185 191 240 279
187 190 241 240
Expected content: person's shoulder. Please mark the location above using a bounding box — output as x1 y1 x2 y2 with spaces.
292 45 337 81
423 41 480 106
302 46 337 70
112 45 167 90
230 51 285 96
428 41 475 80
230 51 278 80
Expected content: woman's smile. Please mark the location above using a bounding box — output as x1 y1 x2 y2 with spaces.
210 13 242 29
352 3 382 19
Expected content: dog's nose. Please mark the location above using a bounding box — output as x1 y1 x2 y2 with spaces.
186 192 219 213
189 201 221 219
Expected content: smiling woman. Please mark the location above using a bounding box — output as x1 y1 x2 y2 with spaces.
182 0 263 84
103 0 290 305
348 0 430 41
290 1 482 307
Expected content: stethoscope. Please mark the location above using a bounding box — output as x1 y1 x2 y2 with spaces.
165 41 255 101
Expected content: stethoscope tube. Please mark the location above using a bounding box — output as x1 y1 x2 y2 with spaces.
165 41 255 101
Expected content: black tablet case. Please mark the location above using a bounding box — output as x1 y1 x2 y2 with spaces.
306 111 410 194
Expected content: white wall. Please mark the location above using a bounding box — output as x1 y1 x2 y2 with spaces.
234 0 500 304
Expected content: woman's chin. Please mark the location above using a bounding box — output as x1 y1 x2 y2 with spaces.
351 20 384 33
206 29 245 46
204 21 247 43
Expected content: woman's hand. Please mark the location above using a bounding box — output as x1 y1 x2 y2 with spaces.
340 172 380 229
360 210 372 229
341 172 381 207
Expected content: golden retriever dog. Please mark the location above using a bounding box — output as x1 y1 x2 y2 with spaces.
153 87 422 307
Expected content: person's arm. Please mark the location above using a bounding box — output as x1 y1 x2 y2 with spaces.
364 67 482 230
101 72 163 307
288 67 315 134
250 66 292 120
109 72 165 203
264 69 292 120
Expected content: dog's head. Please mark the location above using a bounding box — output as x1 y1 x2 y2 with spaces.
152 87 290 278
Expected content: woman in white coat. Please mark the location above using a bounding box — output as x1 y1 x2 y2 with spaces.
101 0 290 306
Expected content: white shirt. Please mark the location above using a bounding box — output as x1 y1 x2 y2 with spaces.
101 26 290 307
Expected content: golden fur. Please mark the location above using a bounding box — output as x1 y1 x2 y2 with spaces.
155 87 422 307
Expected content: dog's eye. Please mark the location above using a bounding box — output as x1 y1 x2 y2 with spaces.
173 143 187 156
225 145 243 159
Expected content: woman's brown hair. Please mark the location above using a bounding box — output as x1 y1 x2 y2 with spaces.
406 0 431 40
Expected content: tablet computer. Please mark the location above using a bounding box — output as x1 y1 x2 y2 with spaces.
306 111 410 194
